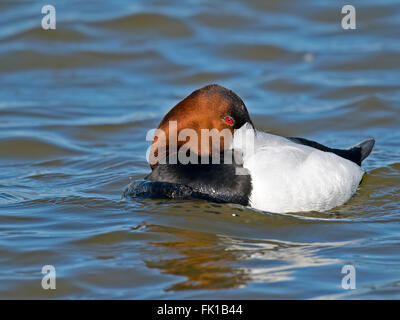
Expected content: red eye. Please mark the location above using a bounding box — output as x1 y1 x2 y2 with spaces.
224 116 234 126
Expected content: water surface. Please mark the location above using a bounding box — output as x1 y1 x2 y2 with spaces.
1 0 400 299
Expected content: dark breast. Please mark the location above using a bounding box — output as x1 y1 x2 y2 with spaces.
145 153 252 206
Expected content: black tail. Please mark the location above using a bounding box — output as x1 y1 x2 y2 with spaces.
288 137 375 166
348 138 375 165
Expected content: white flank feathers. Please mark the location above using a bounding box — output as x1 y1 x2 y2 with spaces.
232 123 364 213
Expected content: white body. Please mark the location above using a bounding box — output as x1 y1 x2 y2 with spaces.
232 124 364 213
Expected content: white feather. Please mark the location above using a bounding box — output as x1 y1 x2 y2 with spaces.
232 123 364 213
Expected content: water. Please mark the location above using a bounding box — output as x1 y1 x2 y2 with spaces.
1 0 400 299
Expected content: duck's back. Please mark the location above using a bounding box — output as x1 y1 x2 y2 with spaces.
233 127 364 213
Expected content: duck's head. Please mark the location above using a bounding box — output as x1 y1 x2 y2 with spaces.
149 84 254 169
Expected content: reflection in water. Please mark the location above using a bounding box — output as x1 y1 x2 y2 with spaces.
144 224 248 290
222 237 343 284
143 224 346 291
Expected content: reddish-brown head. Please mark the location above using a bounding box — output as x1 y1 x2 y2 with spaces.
149 84 254 169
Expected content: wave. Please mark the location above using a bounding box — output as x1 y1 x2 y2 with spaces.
0 136 83 159
92 12 192 38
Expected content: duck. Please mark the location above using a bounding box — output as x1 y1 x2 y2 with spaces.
125 84 375 214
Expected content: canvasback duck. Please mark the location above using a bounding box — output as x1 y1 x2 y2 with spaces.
130 84 375 214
